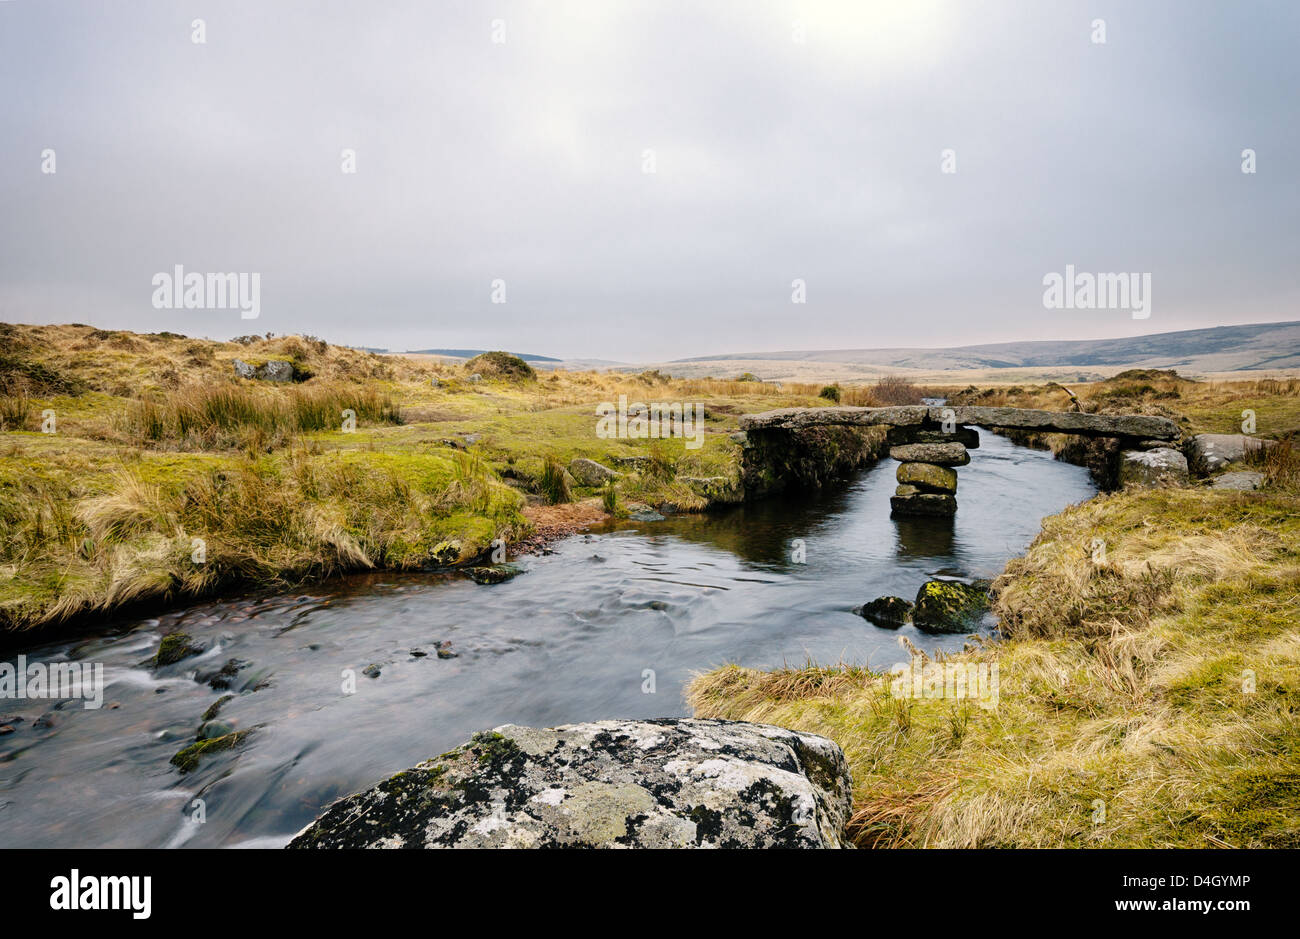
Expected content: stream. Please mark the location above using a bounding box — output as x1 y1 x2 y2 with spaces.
0 433 1095 847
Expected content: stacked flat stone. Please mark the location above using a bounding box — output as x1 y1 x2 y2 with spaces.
886 426 976 516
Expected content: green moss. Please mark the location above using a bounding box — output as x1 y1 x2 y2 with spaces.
911 581 989 633
201 694 235 721
470 730 521 766
169 731 249 774
154 632 200 667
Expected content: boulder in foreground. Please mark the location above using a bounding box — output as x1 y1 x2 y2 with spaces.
1118 448 1189 488
289 718 853 848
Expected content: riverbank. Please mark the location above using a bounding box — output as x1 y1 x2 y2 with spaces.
0 428 1092 848
1 324 868 636
4 329 1296 643
687 445 1300 847
6 325 1298 848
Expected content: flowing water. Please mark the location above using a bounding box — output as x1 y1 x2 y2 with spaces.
0 434 1095 848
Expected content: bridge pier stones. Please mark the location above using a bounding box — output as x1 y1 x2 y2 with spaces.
887 427 976 517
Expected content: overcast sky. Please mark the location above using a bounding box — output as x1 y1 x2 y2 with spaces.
1 0 1297 361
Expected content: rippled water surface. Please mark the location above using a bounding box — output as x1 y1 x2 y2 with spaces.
0 434 1094 847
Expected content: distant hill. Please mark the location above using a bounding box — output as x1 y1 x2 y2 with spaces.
668 321 1300 375
407 348 562 363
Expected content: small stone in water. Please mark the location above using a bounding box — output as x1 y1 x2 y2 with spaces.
858 596 913 628
203 658 251 690
202 695 234 721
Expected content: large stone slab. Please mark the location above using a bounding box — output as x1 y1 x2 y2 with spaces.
887 425 980 449
932 407 1179 439
1210 471 1265 491
741 405 1179 440
288 719 854 849
889 442 969 465
1118 448 1189 488
740 405 929 431
1187 434 1274 475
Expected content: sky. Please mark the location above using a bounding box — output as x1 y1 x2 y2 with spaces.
1 0 1297 361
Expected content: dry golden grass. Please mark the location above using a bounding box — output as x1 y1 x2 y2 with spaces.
0 441 528 632
689 480 1300 848
119 381 402 450
948 370 1300 438
0 322 838 632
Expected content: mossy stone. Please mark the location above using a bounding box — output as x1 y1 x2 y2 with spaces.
858 596 913 628
912 580 989 634
170 731 249 774
154 632 200 667
896 462 958 493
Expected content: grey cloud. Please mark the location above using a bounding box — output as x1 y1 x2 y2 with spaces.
1 0 1296 360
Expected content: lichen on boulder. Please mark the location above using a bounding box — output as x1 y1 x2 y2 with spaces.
1186 434 1274 475
567 458 620 487
1118 448 1189 488
912 580 989 634
288 719 854 848
889 443 969 466
1211 470 1265 491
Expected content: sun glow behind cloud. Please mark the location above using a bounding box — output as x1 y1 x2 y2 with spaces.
788 0 958 69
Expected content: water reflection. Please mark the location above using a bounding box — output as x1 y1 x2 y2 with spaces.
892 514 956 559
0 433 1094 848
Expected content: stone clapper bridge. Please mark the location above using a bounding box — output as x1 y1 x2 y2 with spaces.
739 405 1181 516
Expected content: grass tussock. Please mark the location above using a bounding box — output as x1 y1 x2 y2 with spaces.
0 448 525 632
121 382 401 449
0 393 32 431
538 455 572 505
688 480 1300 848
1251 437 1300 489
